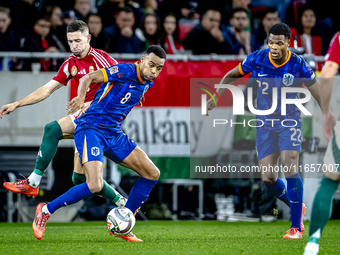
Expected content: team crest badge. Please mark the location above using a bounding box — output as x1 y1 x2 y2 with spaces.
71 66 77 76
283 73 294 86
89 66 94 73
91 147 100 156
108 66 118 75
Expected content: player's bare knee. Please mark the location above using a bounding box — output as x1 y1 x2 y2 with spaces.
146 167 160 180
87 179 104 193
262 176 277 185
281 153 298 167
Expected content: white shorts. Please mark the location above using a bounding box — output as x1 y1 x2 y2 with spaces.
69 111 80 154
69 110 80 129
323 121 340 176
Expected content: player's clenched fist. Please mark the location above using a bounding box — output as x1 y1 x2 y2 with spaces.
0 102 19 119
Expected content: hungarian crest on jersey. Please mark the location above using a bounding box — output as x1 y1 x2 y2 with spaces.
283 73 294 86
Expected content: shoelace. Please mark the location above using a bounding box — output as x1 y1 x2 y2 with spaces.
14 174 28 185
286 228 298 234
39 213 49 227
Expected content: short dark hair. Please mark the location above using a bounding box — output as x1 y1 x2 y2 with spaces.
268 23 291 40
0 6 10 17
260 8 279 20
146 45 166 59
35 15 51 24
231 8 248 18
67 20 89 34
119 6 134 13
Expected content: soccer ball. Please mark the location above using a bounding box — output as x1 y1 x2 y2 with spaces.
106 207 136 236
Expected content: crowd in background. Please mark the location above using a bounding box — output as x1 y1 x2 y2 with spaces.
0 0 339 71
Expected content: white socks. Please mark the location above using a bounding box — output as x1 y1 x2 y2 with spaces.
28 173 42 188
116 197 127 207
42 204 50 215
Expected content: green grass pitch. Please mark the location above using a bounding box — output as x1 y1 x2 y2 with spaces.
0 221 339 255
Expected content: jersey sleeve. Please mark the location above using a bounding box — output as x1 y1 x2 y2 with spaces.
52 59 71 85
324 32 340 66
101 64 128 83
301 59 316 87
238 52 254 75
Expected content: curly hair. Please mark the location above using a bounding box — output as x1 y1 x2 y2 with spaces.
269 23 291 40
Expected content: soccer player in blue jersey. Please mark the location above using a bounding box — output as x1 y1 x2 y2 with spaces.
207 23 327 238
31 45 166 242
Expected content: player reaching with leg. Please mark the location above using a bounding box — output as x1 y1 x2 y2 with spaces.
32 45 166 241
207 23 327 239
1 21 127 209
303 32 338 255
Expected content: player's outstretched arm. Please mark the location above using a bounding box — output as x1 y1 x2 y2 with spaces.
66 69 104 115
308 77 336 142
206 65 243 116
0 80 63 119
319 60 339 141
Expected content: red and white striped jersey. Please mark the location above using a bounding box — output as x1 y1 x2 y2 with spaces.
325 32 340 66
53 47 118 102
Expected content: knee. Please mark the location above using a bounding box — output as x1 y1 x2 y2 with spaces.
72 172 86 185
281 153 298 167
87 178 104 193
44 121 63 139
147 167 160 180
262 176 278 186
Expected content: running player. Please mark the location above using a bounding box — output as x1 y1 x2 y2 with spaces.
207 23 326 238
0 21 126 209
303 32 338 255
32 45 166 242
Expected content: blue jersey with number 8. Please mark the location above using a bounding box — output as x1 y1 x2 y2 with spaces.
74 62 153 137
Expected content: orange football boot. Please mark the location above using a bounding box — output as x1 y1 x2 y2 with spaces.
282 228 302 239
110 207 143 242
3 175 39 197
301 203 307 233
32 203 50 240
110 230 143 242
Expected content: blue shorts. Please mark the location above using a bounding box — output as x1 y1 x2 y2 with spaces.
74 127 137 166
256 126 302 161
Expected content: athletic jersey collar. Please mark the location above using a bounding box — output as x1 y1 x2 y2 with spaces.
135 62 145 83
73 46 93 60
269 50 291 68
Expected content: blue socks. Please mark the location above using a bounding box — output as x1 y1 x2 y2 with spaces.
125 177 158 213
47 183 92 214
265 178 290 206
286 173 303 231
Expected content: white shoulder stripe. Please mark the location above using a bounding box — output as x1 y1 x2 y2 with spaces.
93 58 100 70
63 62 70 78
92 50 110 67
90 52 106 68
93 49 110 66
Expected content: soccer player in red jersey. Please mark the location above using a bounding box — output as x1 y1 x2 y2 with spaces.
304 32 339 255
0 20 142 242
